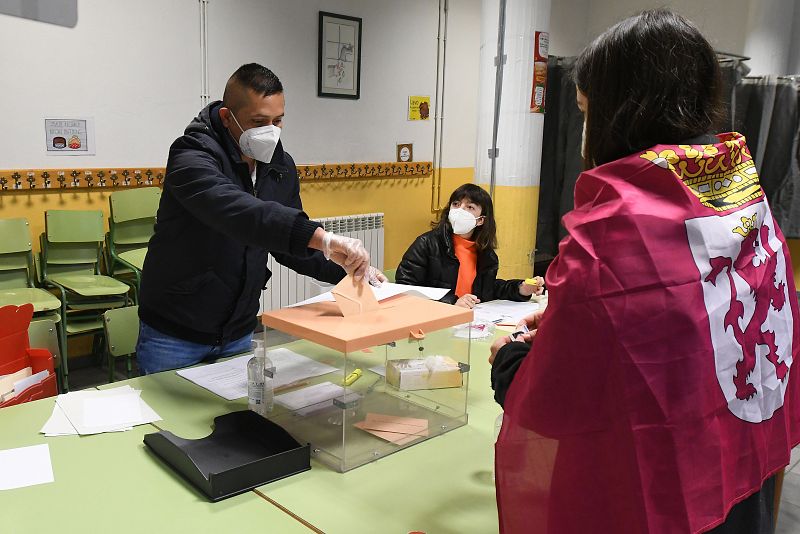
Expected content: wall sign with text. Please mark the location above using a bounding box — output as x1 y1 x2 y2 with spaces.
408 96 430 121
45 118 96 156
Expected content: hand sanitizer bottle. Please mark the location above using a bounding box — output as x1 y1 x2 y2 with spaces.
247 340 272 416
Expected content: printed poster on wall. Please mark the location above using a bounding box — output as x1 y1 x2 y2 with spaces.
530 31 549 113
44 117 96 156
408 96 431 121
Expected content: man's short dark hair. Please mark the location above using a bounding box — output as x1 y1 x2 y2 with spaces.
223 63 283 112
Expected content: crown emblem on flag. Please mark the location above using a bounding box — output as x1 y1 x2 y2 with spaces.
732 213 758 237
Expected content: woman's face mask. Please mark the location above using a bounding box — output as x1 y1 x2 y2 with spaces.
448 208 481 235
230 111 281 163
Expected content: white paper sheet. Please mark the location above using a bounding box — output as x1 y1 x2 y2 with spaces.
0 444 54 490
13 370 50 394
53 386 161 435
176 350 339 401
40 402 76 436
274 381 345 411
287 282 450 308
473 300 540 326
83 393 142 428
368 365 386 377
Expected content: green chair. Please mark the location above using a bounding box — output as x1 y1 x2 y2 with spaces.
0 218 62 314
103 305 139 383
105 187 160 303
28 317 62 377
383 268 397 283
0 218 65 389
40 210 131 391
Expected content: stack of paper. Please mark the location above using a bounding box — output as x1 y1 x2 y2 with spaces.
354 413 429 445
0 367 51 403
176 348 339 401
0 444 54 490
473 300 540 325
287 282 450 308
274 381 362 416
39 386 161 437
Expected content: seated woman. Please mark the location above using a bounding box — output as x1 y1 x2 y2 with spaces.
395 183 542 308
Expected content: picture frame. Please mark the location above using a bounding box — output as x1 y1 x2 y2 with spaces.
318 11 362 99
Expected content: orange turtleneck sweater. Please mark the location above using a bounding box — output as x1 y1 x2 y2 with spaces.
453 234 478 297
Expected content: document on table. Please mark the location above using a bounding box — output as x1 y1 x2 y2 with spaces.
473 300 540 325
41 386 161 436
0 444 54 490
287 282 449 308
176 349 339 401
274 381 362 416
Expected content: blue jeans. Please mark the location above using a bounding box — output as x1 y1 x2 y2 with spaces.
136 321 253 374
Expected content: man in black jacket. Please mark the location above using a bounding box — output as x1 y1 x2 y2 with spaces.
137 63 376 373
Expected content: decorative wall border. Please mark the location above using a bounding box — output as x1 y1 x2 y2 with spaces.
0 168 166 191
298 162 432 181
0 162 432 191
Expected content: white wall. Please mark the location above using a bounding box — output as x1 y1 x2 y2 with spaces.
743 0 799 75
549 0 751 59
0 0 199 168
1 0 481 169
790 1 800 74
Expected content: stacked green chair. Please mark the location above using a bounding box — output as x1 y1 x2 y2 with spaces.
105 187 160 303
103 305 139 383
40 210 131 391
0 218 64 387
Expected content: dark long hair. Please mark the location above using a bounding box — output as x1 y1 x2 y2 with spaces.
573 9 723 168
434 183 498 251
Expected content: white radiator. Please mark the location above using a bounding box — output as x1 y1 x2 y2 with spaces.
260 213 385 312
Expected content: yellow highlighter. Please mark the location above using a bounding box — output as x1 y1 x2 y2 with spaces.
343 368 362 386
524 278 540 287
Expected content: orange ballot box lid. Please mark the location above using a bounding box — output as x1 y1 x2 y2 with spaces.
261 293 473 353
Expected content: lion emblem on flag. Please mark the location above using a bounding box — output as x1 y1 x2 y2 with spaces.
686 202 794 423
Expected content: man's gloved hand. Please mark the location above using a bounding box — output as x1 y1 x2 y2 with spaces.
322 232 370 281
367 266 387 287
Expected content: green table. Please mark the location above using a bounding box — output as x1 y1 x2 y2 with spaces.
99 336 504 534
0 396 315 533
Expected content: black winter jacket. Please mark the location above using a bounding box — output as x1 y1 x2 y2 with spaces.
139 101 344 345
395 225 528 305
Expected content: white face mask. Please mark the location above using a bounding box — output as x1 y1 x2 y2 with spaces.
581 119 587 159
448 208 480 235
230 111 281 163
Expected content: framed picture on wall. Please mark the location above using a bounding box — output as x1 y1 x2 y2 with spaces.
318 11 362 99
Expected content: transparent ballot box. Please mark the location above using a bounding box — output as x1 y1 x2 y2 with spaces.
261 294 473 472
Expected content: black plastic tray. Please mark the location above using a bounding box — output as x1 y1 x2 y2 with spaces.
143 410 310 501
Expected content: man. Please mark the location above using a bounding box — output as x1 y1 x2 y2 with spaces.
137 63 378 374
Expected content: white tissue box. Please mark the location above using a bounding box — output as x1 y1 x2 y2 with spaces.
386 356 463 391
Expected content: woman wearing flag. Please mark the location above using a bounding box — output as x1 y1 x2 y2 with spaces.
490 9 800 534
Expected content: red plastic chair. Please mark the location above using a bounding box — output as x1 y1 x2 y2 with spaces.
0 303 57 408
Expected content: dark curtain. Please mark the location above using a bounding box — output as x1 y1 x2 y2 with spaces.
734 76 800 238
535 59 800 267
534 57 583 273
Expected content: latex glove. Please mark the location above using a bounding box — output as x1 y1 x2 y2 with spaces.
519 276 545 297
367 266 387 287
455 294 480 309
322 232 370 281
